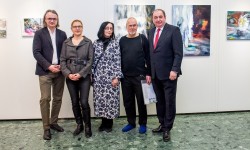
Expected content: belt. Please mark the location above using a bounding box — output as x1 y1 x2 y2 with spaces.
67 59 87 66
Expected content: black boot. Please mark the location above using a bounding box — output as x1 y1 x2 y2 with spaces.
72 100 83 133
105 119 113 132
98 118 106 132
83 109 92 138
73 124 84 136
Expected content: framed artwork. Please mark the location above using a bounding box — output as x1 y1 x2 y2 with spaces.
172 5 211 56
0 19 7 38
114 5 155 39
227 11 250 40
22 18 43 36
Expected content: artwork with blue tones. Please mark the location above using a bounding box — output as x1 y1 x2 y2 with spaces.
172 5 211 56
227 11 250 40
114 5 155 39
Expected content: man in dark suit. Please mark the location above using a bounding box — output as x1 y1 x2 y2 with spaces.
33 9 67 140
149 9 183 142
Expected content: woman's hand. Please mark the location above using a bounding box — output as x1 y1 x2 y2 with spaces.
111 78 119 87
68 73 81 81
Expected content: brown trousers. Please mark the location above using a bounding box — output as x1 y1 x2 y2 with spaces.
39 72 65 130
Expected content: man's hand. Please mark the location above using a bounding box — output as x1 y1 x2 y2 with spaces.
48 65 60 73
146 75 151 84
169 71 177 80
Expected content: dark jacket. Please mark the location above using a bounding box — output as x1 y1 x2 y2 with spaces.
33 27 67 76
149 23 183 80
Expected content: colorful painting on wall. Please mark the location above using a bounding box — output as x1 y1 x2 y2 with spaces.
227 11 250 40
22 18 43 36
114 5 155 39
0 19 7 38
172 5 211 56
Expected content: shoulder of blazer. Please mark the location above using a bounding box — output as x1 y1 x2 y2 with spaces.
56 28 65 34
150 27 156 34
149 27 156 39
40 27 49 34
163 23 178 32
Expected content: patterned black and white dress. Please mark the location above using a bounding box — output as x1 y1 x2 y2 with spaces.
92 39 123 119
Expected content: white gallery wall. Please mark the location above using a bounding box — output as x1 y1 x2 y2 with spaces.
0 0 250 119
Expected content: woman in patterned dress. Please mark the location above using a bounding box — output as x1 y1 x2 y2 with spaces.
92 21 123 132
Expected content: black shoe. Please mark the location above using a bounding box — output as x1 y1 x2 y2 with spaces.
43 129 51 140
163 131 171 142
104 127 112 133
98 124 105 132
73 124 84 136
152 125 163 133
85 126 92 138
50 124 64 132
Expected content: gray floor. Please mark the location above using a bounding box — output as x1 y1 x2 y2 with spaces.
1 112 250 150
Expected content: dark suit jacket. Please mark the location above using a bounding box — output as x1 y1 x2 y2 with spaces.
33 27 67 76
149 23 183 80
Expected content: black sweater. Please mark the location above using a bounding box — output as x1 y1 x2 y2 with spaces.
119 34 151 76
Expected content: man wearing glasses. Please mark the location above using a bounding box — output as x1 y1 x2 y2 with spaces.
33 9 67 140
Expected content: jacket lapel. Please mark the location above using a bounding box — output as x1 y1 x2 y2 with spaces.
43 27 53 47
150 28 156 49
155 24 168 49
56 28 60 53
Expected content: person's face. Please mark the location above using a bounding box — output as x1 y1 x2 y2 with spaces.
45 12 58 29
104 23 113 38
152 10 166 28
71 21 83 36
126 18 138 36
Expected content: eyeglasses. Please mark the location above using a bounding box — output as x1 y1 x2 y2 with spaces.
47 18 57 21
72 26 83 29
105 27 113 31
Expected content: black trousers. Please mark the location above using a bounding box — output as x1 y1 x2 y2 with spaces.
66 75 91 125
121 75 147 126
152 76 177 132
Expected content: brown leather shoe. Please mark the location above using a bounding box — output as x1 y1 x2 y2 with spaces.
163 131 171 142
43 129 51 140
50 124 64 132
152 125 163 133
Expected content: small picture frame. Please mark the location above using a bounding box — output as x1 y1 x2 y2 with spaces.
22 18 43 37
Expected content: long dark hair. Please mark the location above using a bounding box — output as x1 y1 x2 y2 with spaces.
97 21 115 40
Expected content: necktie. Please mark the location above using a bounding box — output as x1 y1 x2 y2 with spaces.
154 28 161 49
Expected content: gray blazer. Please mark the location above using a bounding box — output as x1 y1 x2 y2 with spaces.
33 27 67 76
149 23 183 80
60 36 94 78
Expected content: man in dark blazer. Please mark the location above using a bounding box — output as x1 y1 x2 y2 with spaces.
33 9 67 140
149 9 183 142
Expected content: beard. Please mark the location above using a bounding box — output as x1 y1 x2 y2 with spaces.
128 31 136 35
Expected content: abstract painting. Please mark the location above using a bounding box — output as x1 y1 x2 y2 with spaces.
173 5 211 56
114 5 155 39
0 19 7 38
227 11 250 40
22 18 43 36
